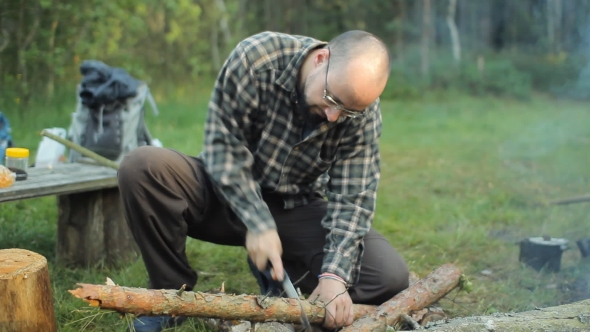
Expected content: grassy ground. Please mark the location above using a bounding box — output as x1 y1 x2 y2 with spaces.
1 90 589 331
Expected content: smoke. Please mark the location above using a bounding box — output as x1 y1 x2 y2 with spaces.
552 24 590 99
498 110 588 184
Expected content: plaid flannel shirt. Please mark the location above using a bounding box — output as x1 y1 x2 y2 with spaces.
200 31 382 285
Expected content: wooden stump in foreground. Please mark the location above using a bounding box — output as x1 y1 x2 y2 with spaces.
0 249 57 332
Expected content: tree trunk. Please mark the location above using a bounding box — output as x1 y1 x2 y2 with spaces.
421 0 431 79
446 0 461 63
210 24 221 72
395 0 406 64
0 249 57 332
46 0 60 101
214 0 232 50
340 263 462 332
0 28 8 82
425 298 590 331
234 0 248 38
57 187 139 267
16 0 40 112
478 1 492 54
547 0 562 54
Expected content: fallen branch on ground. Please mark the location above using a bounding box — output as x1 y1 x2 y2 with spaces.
340 263 463 332
549 194 590 205
68 284 375 324
68 263 462 329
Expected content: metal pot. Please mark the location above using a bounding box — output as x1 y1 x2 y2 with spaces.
519 236 569 272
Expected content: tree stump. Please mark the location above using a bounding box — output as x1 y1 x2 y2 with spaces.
0 249 57 332
57 187 139 267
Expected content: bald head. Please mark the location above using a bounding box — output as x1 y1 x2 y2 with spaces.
325 30 390 109
327 30 391 73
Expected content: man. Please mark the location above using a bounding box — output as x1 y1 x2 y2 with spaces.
119 30 409 332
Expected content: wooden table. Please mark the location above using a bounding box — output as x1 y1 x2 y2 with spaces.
0 163 138 267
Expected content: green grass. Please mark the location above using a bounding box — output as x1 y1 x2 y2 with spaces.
1 90 590 330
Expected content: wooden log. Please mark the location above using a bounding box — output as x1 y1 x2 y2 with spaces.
340 263 462 332
68 283 376 324
0 249 57 332
424 298 590 331
56 187 139 267
68 264 460 329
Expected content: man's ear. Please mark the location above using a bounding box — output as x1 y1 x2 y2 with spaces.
314 48 330 68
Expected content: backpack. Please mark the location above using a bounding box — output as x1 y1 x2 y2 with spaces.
0 112 13 164
68 60 159 164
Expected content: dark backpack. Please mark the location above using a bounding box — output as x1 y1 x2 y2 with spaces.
68 60 159 164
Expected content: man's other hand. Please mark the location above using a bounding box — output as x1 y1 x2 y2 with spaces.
309 278 354 329
245 229 284 281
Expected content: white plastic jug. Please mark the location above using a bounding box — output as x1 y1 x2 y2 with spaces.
35 127 67 168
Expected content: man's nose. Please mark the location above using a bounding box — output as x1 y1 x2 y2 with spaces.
324 107 341 122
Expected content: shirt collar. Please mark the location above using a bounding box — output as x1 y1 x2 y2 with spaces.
275 41 327 95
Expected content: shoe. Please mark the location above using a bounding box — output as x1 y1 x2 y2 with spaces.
128 315 186 332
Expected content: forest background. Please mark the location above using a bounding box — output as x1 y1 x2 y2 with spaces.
2 0 590 107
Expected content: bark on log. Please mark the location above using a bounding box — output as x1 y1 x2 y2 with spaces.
340 263 462 332
68 283 376 324
0 249 57 332
425 299 590 331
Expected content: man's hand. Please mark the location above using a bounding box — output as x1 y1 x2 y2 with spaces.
309 278 354 329
245 229 284 280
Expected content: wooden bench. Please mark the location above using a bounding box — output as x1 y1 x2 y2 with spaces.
0 163 138 267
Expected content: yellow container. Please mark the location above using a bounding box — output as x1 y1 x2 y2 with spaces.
5 147 29 181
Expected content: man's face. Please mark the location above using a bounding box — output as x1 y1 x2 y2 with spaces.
300 48 385 123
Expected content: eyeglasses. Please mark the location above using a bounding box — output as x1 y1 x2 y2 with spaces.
322 47 364 119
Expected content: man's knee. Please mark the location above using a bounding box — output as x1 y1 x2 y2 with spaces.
118 146 163 189
356 233 410 304
379 256 410 297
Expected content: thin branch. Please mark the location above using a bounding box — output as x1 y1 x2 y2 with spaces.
40 130 120 170
549 195 590 205
402 313 423 330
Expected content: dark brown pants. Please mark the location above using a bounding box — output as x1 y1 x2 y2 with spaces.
118 146 409 305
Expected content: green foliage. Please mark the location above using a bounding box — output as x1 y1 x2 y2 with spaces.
382 53 532 100
4 0 590 107
454 59 532 100
459 274 474 293
507 52 590 99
